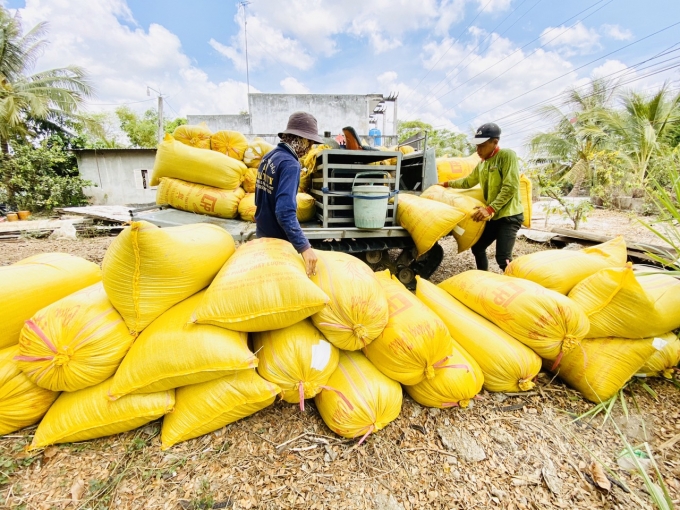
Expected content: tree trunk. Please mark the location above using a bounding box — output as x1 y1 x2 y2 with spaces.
0 138 9 155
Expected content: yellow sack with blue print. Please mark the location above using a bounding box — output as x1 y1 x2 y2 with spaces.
0 346 59 435
252 319 338 409
210 130 248 160
416 277 540 393
16 283 134 392
315 351 401 442
30 378 174 449
310 251 388 350
363 273 454 385
109 291 256 399
637 332 680 379
161 369 280 449
102 221 235 336
506 236 628 295
156 178 245 219
0 253 101 349
172 124 212 149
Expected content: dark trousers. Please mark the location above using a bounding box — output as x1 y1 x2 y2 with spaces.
471 213 524 272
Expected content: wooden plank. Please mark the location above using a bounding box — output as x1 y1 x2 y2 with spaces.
550 227 674 258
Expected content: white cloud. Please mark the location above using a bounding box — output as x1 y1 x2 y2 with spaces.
540 21 601 56
591 59 629 80
476 0 513 13
601 24 633 41
280 77 310 94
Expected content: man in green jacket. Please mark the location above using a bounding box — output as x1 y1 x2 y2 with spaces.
439 123 524 272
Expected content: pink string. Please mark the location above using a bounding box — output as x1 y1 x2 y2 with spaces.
320 385 354 411
550 350 564 371
24 320 57 353
357 425 374 445
299 383 305 412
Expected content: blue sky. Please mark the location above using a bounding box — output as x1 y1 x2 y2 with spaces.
4 0 680 151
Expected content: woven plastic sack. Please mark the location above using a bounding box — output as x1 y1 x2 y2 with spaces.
0 253 101 349
637 332 680 379
151 134 246 190
243 137 274 168
238 192 256 221
310 251 388 350
109 291 256 399
519 174 532 228
440 270 589 363
404 339 483 408
210 130 248 160
161 369 279 449
416 277 541 393
300 144 331 192
315 350 402 442
384 145 415 166
363 273 454 385
156 178 245 219
550 336 661 403
193 238 330 332
102 221 234 336
568 265 680 338
252 319 339 409
297 193 316 222
243 167 257 193
0 346 59 435
172 124 212 149
30 379 174 449
454 186 485 203
436 153 480 182
420 185 486 253
505 236 628 295
396 193 465 257
16 283 134 392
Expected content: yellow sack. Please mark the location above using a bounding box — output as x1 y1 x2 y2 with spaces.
300 144 331 192
243 167 257 193
161 369 279 449
193 238 330 332
396 193 465 257
16 284 134 392
172 124 212 149
436 153 480 182
505 236 628 295
420 185 486 253
0 346 59 435
102 221 235 336
454 186 486 203
315 351 401 441
30 379 174 449
156 178 245 219
569 265 680 338
252 319 339 409
550 337 660 403
210 130 248 160
109 291 256 398
440 270 589 362
0 253 101 349
243 138 274 168
238 192 256 221
310 251 388 350
297 193 316 222
363 274 454 385
416 277 541 393
404 340 483 408
384 145 415 166
519 174 532 228
637 332 680 379
151 134 246 190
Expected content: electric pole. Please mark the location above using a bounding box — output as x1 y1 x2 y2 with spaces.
147 86 164 145
239 1 253 134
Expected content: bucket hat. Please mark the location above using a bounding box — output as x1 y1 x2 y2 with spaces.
470 122 501 145
278 111 324 144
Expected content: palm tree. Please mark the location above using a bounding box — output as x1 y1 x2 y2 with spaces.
599 84 680 185
527 79 615 195
0 8 94 154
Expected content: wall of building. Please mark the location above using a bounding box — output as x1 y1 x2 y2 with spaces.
187 114 251 133
75 149 157 206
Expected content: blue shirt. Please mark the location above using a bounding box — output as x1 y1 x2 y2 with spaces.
255 143 311 253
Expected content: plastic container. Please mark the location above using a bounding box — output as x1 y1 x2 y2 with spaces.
17 210 30 220
352 172 390 229
6 213 18 222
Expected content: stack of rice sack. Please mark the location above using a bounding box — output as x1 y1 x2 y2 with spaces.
154 124 316 224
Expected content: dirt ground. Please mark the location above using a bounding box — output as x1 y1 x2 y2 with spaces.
1 210 679 510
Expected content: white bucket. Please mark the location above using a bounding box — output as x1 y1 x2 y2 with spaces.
352 172 390 229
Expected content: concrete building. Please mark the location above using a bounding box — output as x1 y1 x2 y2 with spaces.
73 149 157 205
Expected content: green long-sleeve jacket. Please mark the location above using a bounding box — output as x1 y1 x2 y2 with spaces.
446 148 523 219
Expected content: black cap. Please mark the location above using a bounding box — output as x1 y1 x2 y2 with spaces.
471 122 501 145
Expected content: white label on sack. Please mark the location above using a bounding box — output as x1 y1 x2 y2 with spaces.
652 337 668 351
453 225 465 235
311 340 332 371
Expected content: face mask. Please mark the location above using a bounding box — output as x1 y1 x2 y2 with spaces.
281 134 311 158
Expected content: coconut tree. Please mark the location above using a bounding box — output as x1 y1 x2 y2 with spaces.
0 7 94 154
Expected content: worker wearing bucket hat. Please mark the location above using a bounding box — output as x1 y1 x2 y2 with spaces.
438 123 524 271
255 111 324 277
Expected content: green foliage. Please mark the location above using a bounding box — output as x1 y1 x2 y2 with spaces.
0 136 93 211
398 120 473 157
115 106 186 148
536 171 593 230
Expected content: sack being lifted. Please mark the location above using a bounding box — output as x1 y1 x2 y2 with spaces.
156 178 245 219
0 253 101 349
252 320 339 410
16 283 135 392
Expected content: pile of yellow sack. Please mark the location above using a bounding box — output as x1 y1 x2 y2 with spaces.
153 124 316 223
